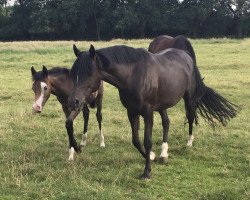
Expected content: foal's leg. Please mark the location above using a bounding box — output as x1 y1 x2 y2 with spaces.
127 110 146 158
159 110 170 163
140 110 154 179
184 95 195 147
80 104 90 147
96 99 105 147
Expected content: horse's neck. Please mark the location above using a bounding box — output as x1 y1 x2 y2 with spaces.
100 63 131 90
49 75 72 98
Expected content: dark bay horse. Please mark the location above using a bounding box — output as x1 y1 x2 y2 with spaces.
31 66 105 161
148 35 197 65
68 44 238 179
149 35 197 143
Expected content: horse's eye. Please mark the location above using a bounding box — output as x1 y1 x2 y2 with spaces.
44 86 47 90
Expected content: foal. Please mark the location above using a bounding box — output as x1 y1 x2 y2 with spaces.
31 66 105 160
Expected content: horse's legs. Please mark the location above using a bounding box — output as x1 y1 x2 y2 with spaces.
63 105 81 161
80 104 90 147
184 95 195 146
127 110 146 158
140 109 154 179
96 99 105 147
159 110 170 163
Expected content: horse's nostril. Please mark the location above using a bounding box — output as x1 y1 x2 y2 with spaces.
75 99 79 107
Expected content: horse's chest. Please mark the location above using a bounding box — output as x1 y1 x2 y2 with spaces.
118 90 141 110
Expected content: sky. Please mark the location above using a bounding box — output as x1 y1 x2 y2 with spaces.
8 0 15 6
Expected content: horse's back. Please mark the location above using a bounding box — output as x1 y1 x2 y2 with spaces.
148 35 196 64
148 35 174 53
154 48 193 71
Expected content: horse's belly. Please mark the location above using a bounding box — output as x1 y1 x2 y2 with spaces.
155 73 189 110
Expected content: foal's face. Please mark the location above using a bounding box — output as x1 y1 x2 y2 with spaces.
31 66 52 113
68 45 101 110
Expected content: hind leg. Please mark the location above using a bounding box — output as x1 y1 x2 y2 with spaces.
159 110 170 163
184 95 195 147
80 104 90 147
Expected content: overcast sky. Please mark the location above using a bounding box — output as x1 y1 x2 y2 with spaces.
8 0 15 6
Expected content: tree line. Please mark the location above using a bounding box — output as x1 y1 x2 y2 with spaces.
0 0 250 41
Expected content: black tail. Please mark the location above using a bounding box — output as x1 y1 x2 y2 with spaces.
176 35 197 66
193 65 239 126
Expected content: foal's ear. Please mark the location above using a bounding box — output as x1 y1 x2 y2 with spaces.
42 65 48 77
73 44 81 57
89 44 95 59
31 66 37 76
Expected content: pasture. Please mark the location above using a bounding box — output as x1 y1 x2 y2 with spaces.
0 39 249 199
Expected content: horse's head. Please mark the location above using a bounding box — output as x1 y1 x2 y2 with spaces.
31 65 52 113
68 44 102 111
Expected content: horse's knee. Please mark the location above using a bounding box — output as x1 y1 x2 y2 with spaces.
144 138 152 150
65 119 73 129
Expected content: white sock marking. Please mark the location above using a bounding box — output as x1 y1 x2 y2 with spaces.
187 135 194 147
150 151 156 161
99 130 105 147
68 147 75 161
160 142 169 158
80 132 88 146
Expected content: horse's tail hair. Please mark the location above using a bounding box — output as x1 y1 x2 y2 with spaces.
193 66 239 126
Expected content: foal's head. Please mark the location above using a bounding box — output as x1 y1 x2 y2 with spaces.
31 66 52 112
68 45 102 110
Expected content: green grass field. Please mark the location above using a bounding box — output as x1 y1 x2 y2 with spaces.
0 38 249 200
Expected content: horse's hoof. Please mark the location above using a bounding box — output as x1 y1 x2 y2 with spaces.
75 145 81 153
159 156 169 164
186 142 193 147
68 157 74 162
187 135 194 147
139 173 151 180
100 142 105 147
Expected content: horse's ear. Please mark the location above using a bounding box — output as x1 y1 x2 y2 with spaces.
42 65 48 77
31 66 37 76
73 44 81 57
89 44 95 59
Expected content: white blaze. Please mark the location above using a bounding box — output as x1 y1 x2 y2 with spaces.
33 82 47 112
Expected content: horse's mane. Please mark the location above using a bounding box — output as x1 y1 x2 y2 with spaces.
32 67 69 81
70 45 149 79
97 45 149 66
